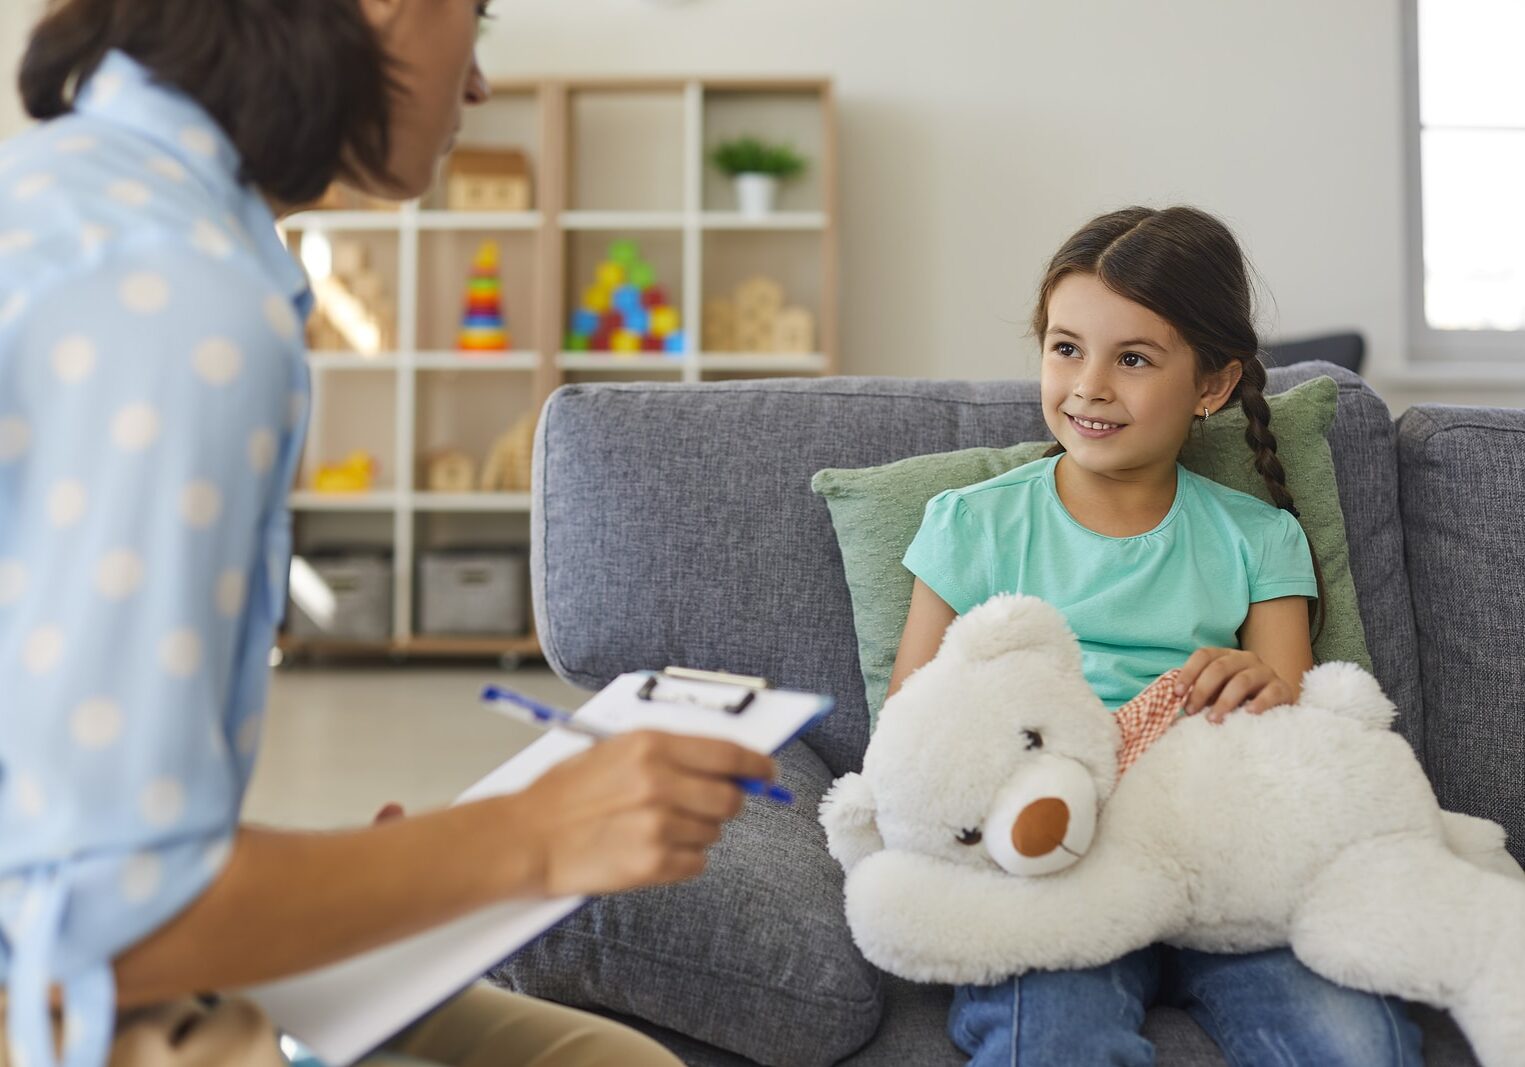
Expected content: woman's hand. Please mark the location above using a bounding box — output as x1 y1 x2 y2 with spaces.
507 731 777 898
1174 648 1296 722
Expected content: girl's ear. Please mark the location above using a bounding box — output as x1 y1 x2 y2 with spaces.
1200 359 1244 414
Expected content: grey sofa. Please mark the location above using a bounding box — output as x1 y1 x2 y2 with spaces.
492 362 1522 1066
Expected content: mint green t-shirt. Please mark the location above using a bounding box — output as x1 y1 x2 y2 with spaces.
902 454 1318 709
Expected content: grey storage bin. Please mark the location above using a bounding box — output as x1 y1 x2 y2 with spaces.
418 550 528 636
286 554 393 641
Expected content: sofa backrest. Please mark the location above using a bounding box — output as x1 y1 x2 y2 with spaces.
1397 405 1525 863
531 362 1422 778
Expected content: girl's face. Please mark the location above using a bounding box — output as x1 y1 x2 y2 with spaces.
359 0 493 199
1039 272 1240 481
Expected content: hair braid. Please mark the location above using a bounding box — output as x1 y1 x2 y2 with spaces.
1236 359 1298 518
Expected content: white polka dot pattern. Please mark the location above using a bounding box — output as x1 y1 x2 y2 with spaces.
71 698 124 749
193 337 242 384
111 405 160 450
52 335 96 383
47 480 87 527
120 853 162 903
120 272 170 314
180 481 223 528
22 627 63 674
216 570 247 618
0 559 26 605
140 779 185 827
0 416 28 460
158 630 202 678
95 549 145 599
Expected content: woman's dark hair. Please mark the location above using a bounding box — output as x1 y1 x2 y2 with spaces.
20 0 399 205
1033 205 1326 637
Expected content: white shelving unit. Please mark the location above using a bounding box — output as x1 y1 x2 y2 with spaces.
280 76 837 661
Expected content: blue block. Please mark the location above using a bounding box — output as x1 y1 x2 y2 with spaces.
613 285 643 315
463 313 502 328
663 330 686 354
571 309 599 335
624 308 649 335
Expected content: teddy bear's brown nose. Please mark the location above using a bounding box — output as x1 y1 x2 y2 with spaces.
1011 797 1070 857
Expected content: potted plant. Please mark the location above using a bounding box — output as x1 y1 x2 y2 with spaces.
710 137 807 217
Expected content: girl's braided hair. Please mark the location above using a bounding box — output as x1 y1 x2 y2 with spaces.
1033 205 1325 637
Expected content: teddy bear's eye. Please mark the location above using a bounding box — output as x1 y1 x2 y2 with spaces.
1022 729 1043 751
955 827 983 846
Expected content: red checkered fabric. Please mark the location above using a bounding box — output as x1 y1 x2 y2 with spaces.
1115 669 1195 776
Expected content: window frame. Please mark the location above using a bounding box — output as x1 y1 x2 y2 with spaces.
1402 0 1525 366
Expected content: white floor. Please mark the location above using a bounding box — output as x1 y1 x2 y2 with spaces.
243 665 588 830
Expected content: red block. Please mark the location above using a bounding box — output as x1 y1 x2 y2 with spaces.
641 333 663 352
642 287 668 309
590 327 613 350
600 311 622 332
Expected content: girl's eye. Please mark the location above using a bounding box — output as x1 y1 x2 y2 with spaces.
1119 352 1150 368
1054 342 1078 358
1022 729 1043 751
956 828 983 846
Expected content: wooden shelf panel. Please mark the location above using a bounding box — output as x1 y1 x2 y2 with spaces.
699 212 827 231
413 351 539 370
414 492 532 512
556 352 686 371
277 633 543 659
415 210 542 231
290 491 400 511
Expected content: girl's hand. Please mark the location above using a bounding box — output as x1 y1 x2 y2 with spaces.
1175 648 1296 723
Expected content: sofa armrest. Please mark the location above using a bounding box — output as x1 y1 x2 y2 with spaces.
488 740 882 1067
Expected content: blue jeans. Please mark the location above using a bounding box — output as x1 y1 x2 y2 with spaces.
948 945 1423 1066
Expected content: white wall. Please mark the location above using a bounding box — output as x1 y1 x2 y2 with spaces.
0 2 36 140
2 0 1518 407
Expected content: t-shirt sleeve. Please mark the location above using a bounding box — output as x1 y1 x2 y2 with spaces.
901 489 989 614
1249 508 1320 603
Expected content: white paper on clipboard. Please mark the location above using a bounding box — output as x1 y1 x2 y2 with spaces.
243 671 832 1066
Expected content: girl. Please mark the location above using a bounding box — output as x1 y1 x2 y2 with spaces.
889 207 1422 1065
0 2 774 1065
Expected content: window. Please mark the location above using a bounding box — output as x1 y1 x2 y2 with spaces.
1407 0 1525 360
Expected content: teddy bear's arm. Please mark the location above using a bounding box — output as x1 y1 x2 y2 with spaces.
843 839 1189 985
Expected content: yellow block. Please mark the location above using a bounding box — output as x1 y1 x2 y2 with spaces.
649 306 680 337
611 329 642 353
582 285 611 313
595 261 625 289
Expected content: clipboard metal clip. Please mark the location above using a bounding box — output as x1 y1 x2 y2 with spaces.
636 666 772 715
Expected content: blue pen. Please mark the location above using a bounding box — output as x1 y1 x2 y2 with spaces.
481 685 794 805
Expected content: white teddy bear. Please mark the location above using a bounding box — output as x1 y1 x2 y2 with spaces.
820 594 1525 1067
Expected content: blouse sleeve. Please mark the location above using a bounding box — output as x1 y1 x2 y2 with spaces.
901 489 990 614
1249 508 1320 604
0 237 296 872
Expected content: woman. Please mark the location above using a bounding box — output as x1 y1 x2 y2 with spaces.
0 2 776 1064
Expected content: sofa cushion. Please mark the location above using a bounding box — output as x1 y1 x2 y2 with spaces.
1397 405 1525 864
812 376 1367 726
530 363 1422 777
487 740 882 1067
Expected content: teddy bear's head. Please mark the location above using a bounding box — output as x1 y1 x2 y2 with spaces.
821 595 1120 878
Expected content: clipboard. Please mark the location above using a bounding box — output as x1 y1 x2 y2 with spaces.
244 668 833 1066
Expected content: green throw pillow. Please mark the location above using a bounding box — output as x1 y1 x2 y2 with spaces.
811 375 1367 729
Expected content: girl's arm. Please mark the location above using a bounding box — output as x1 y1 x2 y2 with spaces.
886 578 958 699
112 730 775 1007
1175 596 1315 722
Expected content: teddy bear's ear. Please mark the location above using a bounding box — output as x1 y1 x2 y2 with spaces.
941 594 1080 669
819 772 885 873
1296 661 1396 728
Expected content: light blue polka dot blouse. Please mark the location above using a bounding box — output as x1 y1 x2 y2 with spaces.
0 51 312 1067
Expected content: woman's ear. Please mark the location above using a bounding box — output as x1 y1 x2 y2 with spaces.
1201 359 1244 414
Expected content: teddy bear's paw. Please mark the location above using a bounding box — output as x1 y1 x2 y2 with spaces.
942 594 1082 671
1296 662 1397 728
820 773 885 873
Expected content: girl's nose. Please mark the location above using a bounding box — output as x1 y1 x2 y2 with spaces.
465 59 491 106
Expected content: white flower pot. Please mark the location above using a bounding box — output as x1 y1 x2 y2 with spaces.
734 173 778 217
